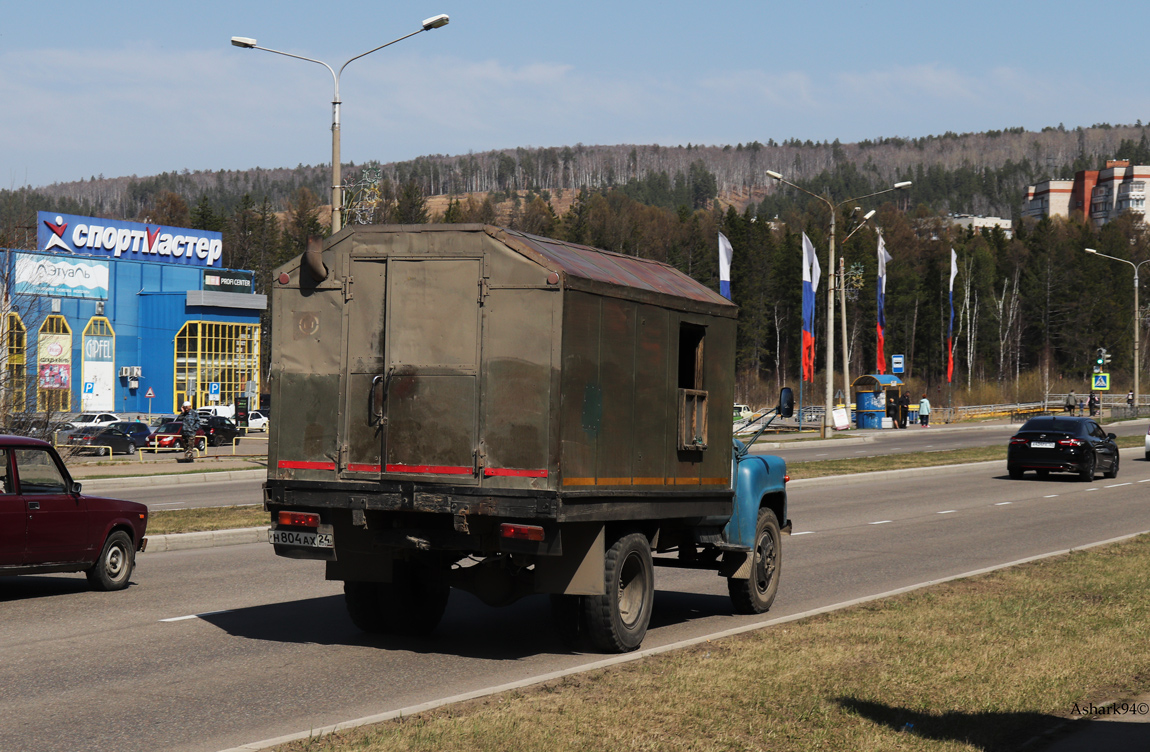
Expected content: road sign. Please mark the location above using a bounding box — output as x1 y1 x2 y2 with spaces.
144 387 155 398
209 382 221 402
83 382 94 394
1092 373 1110 391
892 355 905 374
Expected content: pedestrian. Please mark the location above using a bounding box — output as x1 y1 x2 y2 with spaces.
1088 392 1100 417
918 393 931 427
899 392 910 429
886 394 898 428
1065 390 1076 415
179 400 201 462
1128 390 1134 407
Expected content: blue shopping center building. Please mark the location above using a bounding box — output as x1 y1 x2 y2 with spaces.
2 211 266 417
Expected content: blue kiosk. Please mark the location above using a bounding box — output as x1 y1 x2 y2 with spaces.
853 374 905 429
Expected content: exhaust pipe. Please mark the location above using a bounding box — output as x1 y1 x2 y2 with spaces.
303 236 328 282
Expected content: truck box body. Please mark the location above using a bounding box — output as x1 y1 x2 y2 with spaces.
265 225 785 652
267 224 737 515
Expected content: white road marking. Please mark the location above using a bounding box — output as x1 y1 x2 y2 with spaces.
791 531 815 536
1087 488 1098 492
1106 483 1132 488
160 610 233 623
1044 495 1059 498
938 510 956 514
1139 479 1150 483
870 520 892 525
995 502 1012 506
816 453 828 457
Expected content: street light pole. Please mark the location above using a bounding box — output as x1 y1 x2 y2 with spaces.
231 14 450 234
1084 248 1149 413
766 171 910 435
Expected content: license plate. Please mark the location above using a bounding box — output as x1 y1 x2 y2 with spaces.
1030 441 1056 449
270 529 334 548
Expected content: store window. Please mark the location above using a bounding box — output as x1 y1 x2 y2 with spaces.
174 321 260 411
37 315 72 413
81 317 116 413
6 313 26 412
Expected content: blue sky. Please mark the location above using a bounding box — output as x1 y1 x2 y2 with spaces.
3 1 1148 188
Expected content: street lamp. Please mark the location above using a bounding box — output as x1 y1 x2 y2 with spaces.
1084 247 1149 413
766 171 911 435
231 14 450 233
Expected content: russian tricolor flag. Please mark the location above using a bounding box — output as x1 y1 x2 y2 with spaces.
718 232 733 299
802 233 820 382
876 234 892 374
948 248 958 383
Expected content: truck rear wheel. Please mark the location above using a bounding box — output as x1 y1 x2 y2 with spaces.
583 532 654 653
343 564 450 636
728 509 781 614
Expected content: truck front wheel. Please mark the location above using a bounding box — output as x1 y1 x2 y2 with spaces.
583 532 654 653
728 509 781 614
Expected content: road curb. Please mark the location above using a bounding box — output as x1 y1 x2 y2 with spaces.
144 526 268 553
82 468 266 493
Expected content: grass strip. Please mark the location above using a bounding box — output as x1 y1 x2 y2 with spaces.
147 505 267 535
789 434 1144 480
277 534 1150 752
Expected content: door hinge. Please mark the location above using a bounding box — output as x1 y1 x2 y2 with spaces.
478 277 490 305
475 444 487 475
342 275 354 301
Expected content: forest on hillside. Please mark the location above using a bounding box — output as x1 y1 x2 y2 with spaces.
2 123 1149 402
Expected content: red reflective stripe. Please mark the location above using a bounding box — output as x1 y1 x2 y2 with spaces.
484 468 548 478
385 463 472 475
278 460 337 471
346 463 382 473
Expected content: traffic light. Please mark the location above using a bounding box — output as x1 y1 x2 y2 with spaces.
1096 348 1111 369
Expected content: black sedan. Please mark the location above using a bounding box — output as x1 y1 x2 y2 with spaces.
1007 416 1119 481
67 426 140 456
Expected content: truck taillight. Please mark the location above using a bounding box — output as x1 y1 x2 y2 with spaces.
784 474 790 484
500 523 545 542
278 511 320 528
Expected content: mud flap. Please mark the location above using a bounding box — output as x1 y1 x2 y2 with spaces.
534 523 605 595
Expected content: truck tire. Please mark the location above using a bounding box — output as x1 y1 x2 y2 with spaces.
343 565 450 637
728 509 781 615
583 532 654 653
86 530 135 591
344 581 389 633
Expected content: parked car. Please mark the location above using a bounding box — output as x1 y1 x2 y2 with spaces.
108 420 152 445
245 410 269 431
147 422 207 452
70 413 121 429
1007 416 1119 481
202 415 241 447
67 426 140 456
1145 423 1150 461
0 435 147 590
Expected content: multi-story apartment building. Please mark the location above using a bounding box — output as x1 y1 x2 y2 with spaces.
1024 160 1149 226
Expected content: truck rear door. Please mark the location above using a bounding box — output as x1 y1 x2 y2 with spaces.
381 258 482 484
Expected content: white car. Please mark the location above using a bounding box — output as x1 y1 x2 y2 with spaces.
1145 424 1149 461
70 412 120 429
246 410 269 431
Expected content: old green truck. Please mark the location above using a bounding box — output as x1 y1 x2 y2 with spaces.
264 224 791 652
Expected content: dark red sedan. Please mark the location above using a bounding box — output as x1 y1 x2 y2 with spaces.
0 436 148 590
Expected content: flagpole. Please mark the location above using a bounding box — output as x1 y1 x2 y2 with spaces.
767 171 910 437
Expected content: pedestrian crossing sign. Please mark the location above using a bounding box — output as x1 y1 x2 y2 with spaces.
1092 373 1110 391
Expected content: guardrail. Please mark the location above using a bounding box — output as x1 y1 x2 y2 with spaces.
56 443 117 457
232 435 267 455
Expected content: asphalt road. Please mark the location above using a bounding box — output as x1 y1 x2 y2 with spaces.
756 419 1149 463
4 449 1150 751
113 478 265 510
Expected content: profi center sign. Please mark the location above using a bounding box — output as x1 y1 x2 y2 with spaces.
37 211 223 267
